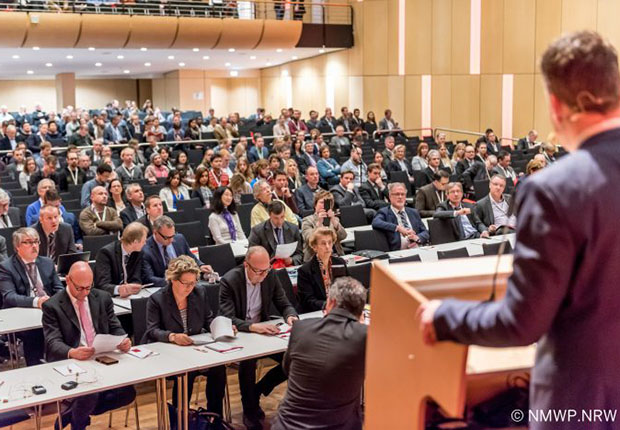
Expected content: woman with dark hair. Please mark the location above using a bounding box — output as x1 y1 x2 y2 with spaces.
107 178 127 212
207 186 246 244
234 156 253 184
250 158 271 188
316 145 341 186
191 166 213 208
159 147 175 170
175 150 195 186
185 118 201 141
159 169 190 212
364 111 377 135
19 157 38 192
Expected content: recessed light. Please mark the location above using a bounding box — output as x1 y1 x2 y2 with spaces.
266 62 272 66
117 55 124 60
168 55 175 60
95 62 102 67
292 56 298 60
276 48 283 53
228 48 235 53
27 70 34 74
32 46 40 51
225 62 231 67
45 63 53 67
250 56 256 60
230 70 239 77
192 48 200 52
144 62 151 67
66 55 74 59
202 55 210 60
319 49 325 53
88 47 95 51
11 55 19 59
123 70 130 74
140 47 148 52
178 62 185 67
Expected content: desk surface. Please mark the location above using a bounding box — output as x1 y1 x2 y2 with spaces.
0 308 43 335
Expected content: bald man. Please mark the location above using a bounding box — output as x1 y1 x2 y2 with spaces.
78 186 123 236
42 262 135 430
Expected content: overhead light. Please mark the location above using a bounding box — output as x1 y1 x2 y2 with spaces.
123 70 130 74
281 69 289 77
276 48 283 53
45 63 53 67
144 62 151 67
88 47 95 51
192 48 200 52
66 55 74 59
225 62 231 67
266 62 272 66
202 55 210 60
228 48 235 53
26 70 34 75
178 62 185 67
95 62 102 67
250 56 256 60
319 49 325 53
140 47 148 52
11 55 19 59
32 46 40 51
230 70 239 77
167 55 175 60
117 55 124 60
292 55 298 60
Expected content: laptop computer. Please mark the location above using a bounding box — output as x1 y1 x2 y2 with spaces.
57 252 91 276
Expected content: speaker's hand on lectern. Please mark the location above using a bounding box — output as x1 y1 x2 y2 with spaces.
417 300 442 345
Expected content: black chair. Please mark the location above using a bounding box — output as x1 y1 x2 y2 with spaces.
275 269 300 313
0 226 20 255
428 218 457 245
347 262 371 288
83 235 117 255
354 229 390 253
339 205 367 228
195 208 213 229
482 241 513 256
130 297 149 345
67 184 83 199
62 199 82 211
437 247 470 260
163 210 187 224
187 149 204 167
175 221 207 247
2 182 22 191
198 243 237 276
11 195 38 206
203 282 221 315
388 254 422 264
177 198 202 216
473 180 490 201
8 207 21 227
237 203 254 238
240 194 255 204
388 170 414 196
413 170 429 188
8 188 28 197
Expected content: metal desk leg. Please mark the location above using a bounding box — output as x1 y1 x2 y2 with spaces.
176 375 182 430
182 374 188 430
162 378 169 430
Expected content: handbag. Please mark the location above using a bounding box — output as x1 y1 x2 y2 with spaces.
167 404 233 430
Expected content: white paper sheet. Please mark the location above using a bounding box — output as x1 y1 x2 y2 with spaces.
189 333 214 346
275 242 298 259
210 316 235 341
92 334 127 353
205 342 243 353
54 363 86 377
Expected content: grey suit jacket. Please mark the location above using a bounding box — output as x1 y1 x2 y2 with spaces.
414 183 444 218
247 220 304 266
295 184 319 218
473 194 512 231
433 127 620 430
329 184 365 209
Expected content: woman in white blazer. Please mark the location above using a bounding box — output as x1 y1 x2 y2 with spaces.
208 186 246 244
159 169 191 212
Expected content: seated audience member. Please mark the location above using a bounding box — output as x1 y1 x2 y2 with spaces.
381 135 396 166
42 262 135 430
250 180 297 227
415 170 450 218
103 113 129 144
0 189 19 228
219 246 298 430
272 170 299 215
387 144 414 183
108 178 127 213
248 136 270 164
59 150 86 191
474 174 516 234
438 142 453 173
144 152 170 184
300 140 319 171
6 148 26 181
144 256 227 414
455 144 476 181
68 123 93 147
208 186 246 245
248 201 303 267
192 166 214 208
434 182 490 240
421 149 448 186
317 145 341 186
411 142 429 171
120 183 146 228
329 125 351 159
19 157 38 191
34 204 77 263
517 129 539 151
229 173 253 205
87 139 104 165
474 141 488 163
207 153 230 189
26 179 58 226
301 190 347 262
0 124 18 153
0 227 63 366
251 159 272 188
142 216 212 288
81 163 113 208
492 150 517 184
542 141 557 164
234 156 253 184
94 222 148 297
372 182 430 250
297 227 348 312
272 277 367 430
462 154 498 193
115 147 143 183
79 186 123 236
359 162 390 211
42 189 82 245
340 147 368 188
379 108 398 132
137 195 164 236
79 154 96 181
159 169 190 212
286 159 303 192
29 155 59 191
330 170 376 222
295 166 321 218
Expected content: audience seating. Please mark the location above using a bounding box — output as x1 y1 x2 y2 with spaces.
354 229 390 253
194 208 213 230
83 235 117 255
275 269 300 313
130 297 149 346
437 247 470 260
176 198 202 216
388 170 414 196
175 221 208 247
347 262 371 289
473 180 490 201
198 243 237 276
339 205 367 228
388 254 422 264
236 203 254 237
204 282 221 315
0 226 20 255
482 241 513 255
427 219 456 245
240 194 255 205
163 210 187 224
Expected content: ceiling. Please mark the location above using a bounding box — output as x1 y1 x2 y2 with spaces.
0 46 340 79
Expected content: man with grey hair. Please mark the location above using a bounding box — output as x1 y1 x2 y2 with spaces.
0 188 18 228
0 124 18 152
250 179 297 227
25 178 57 226
120 183 146 228
517 129 539 151
0 227 63 365
141 215 212 288
272 277 367 430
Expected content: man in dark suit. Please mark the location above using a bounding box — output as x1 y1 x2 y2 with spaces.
0 227 63 365
137 195 164 236
26 122 47 153
419 31 620 430
58 150 86 192
248 201 303 267
415 170 450 217
299 140 319 173
433 182 490 240
330 170 376 222
126 114 144 141
386 144 415 183
219 246 298 430
42 261 136 430
381 136 395 167
474 174 516 234
462 154 497 193
0 124 18 152
34 205 77 263
0 189 20 228
94 222 147 297
247 136 270 164
272 277 367 430
359 163 389 210
372 182 429 251
319 108 337 133
295 166 321 218
141 216 212 288
516 129 539 151
455 144 476 181
103 114 129 145
120 184 146 229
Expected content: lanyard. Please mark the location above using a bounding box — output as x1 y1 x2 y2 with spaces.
92 206 107 222
122 165 134 180
68 168 79 185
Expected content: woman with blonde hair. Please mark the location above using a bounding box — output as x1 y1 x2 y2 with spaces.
451 142 466 170
234 156 254 183
411 142 429 171
285 159 303 192
229 173 252 204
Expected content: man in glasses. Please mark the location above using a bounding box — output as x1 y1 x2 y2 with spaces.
42 261 135 430
219 246 298 430
0 227 63 366
141 216 212 288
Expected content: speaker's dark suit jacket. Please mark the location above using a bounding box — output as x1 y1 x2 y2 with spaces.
0 255 63 308
297 255 348 312
248 220 303 266
141 234 202 288
34 222 77 263
94 241 143 296
371 206 430 251
272 308 367 430
41 288 126 362
219 266 297 332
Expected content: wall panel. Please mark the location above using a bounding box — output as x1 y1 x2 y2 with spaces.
597 0 620 50
451 0 470 75
432 0 452 75
362 1 388 76
431 75 452 131
480 0 504 74
479 74 502 136
404 0 432 75
513 74 535 139
533 74 552 141
503 0 536 73
404 75 422 132
535 0 562 63
451 75 480 138
561 0 597 33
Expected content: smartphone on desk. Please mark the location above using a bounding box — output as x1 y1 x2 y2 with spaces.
95 355 119 366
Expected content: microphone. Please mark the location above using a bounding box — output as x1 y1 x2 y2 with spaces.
487 225 510 302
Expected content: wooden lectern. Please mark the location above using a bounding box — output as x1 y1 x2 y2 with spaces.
365 255 532 429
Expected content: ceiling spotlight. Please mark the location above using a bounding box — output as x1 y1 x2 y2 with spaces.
66 55 74 59
228 48 235 53
123 70 130 74
88 47 95 51
45 63 53 67
11 55 19 59
202 55 210 60
276 48 283 53
230 70 239 77
168 55 175 60
266 62 272 66
140 47 148 52
26 70 34 75
319 48 325 53
292 55 298 60
225 62 231 67
95 62 102 67
32 46 40 51
178 62 185 67
192 48 200 52
144 62 151 67
250 56 256 60
117 55 124 60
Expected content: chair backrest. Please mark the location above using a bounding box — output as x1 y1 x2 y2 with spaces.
427 218 458 245
240 193 255 204
482 240 513 256
175 221 207 247
67 184 83 199
83 235 117 255
437 247 470 260
198 243 238 276
8 207 22 227
11 195 38 206
176 198 202 216
388 254 422 264
354 229 390 252
2 181 22 191
275 269 300 313
474 180 490 201
0 226 20 255
130 297 149 345
203 282 221 315
236 203 254 237
195 208 213 231
187 149 204 167
413 170 429 188
8 189 28 197
347 262 372 288
163 210 187 224
339 205 367 228
388 170 414 196
62 199 81 211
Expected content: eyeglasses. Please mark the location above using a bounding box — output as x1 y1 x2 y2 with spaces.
21 240 40 246
67 276 93 292
177 279 197 288
246 261 271 276
157 230 175 241
391 192 407 197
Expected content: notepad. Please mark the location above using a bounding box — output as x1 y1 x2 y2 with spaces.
127 346 158 359
204 342 243 353
54 363 86 377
